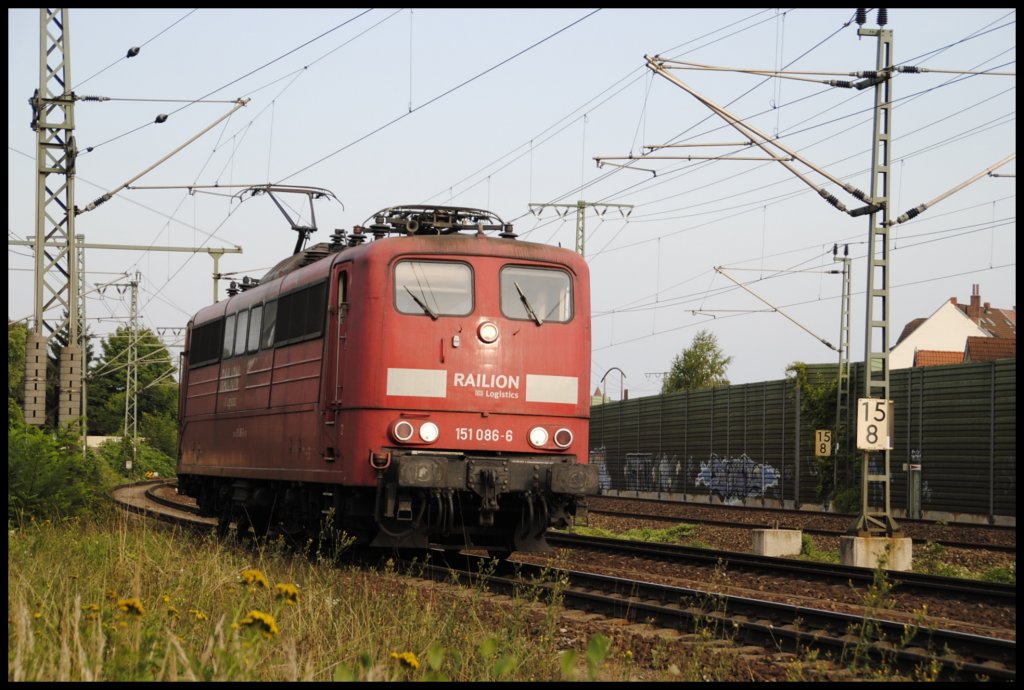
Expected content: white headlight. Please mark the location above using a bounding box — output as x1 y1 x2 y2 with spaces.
528 427 549 447
478 321 499 343
419 421 439 443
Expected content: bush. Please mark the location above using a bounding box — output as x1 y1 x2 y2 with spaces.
7 420 106 523
95 436 177 480
833 487 860 514
140 412 178 458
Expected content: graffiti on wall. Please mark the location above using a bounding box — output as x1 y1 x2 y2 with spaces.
657 453 679 493
694 453 781 502
588 446 780 500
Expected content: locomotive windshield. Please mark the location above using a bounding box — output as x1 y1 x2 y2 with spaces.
500 266 572 323
394 260 473 317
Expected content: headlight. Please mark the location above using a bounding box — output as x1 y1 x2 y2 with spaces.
528 427 549 447
392 420 415 442
477 321 499 343
553 427 573 449
419 421 439 443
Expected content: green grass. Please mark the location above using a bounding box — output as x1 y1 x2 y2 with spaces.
798 534 840 564
569 522 696 544
7 510 737 682
913 541 1016 583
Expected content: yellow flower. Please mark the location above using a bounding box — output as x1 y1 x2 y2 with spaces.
116 598 145 615
188 609 209 621
104 590 118 602
390 651 420 670
82 603 101 613
161 594 172 604
239 610 279 638
239 568 270 589
167 605 180 618
274 582 300 605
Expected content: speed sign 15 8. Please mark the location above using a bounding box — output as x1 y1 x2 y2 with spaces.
857 398 893 451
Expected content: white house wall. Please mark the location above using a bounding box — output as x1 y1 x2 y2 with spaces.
890 301 990 369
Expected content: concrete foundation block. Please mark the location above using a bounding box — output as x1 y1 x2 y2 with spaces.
840 536 913 571
751 528 802 557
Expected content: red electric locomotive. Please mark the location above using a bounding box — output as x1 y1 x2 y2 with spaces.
176 204 598 555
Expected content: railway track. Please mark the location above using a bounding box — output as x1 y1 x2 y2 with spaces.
546 532 1016 604
114 480 1015 681
413 551 1016 682
588 496 1017 553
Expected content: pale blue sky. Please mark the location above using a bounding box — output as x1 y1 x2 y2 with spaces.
8 8 1016 396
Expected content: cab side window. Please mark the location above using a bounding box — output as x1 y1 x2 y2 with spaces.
222 313 237 358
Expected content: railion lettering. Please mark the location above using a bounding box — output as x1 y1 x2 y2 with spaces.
453 372 521 390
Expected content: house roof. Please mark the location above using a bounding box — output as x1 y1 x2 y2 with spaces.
964 336 1016 362
913 350 963 367
899 285 1016 348
895 318 927 346
961 305 1017 339
950 285 1016 339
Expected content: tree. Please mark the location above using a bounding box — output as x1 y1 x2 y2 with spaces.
8 321 28 406
661 329 732 394
87 326 178 436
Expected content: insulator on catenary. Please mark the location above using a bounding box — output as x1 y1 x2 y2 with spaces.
877 8 888 26
891 205 925 225
842 183 868 202
856 8 866 25
825 79 853 88
817 190 848 213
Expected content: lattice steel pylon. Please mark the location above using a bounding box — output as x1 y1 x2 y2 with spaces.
832 244 852 501
24 8 82 427
528 201 633 258
123 272 140 473
855 17 899 536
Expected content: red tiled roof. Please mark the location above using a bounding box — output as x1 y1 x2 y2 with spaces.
913 350 963 367
964 336 1016 362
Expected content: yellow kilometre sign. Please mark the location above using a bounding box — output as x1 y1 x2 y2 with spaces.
815 429 833 457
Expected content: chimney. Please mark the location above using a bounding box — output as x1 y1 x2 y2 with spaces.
950 297 957 305
967 284 982 321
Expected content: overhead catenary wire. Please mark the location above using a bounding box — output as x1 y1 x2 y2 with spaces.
12 10 1011 393
278 9 602 184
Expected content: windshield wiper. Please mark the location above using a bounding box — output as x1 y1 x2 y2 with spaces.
514 281 543 326
404 285 438 320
